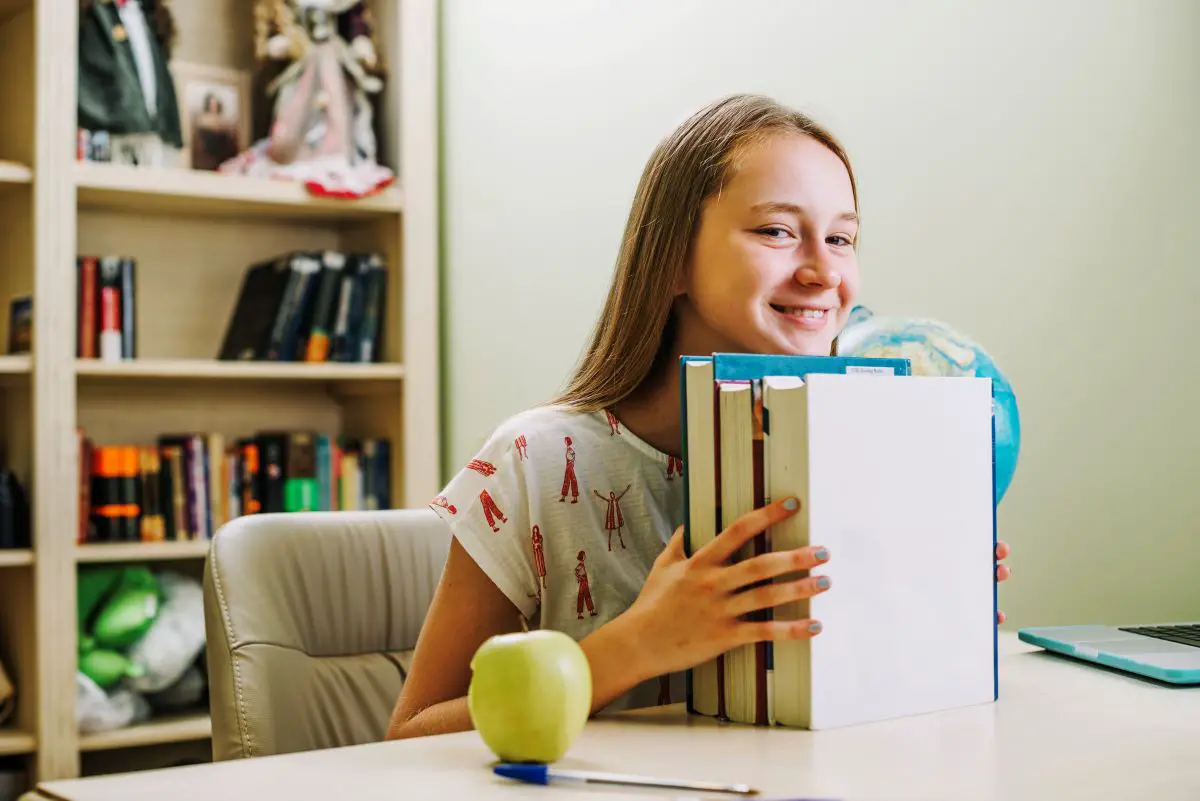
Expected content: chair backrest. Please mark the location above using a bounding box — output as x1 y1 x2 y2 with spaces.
202 508 450 760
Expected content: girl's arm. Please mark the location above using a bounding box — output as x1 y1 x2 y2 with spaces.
387 498 833 740
385 538 652 739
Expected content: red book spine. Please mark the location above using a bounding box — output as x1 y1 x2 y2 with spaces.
78 256 98 358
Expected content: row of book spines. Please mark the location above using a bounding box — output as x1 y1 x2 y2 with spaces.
682 370 772 726
291 252 387 365
218 250 386 364
76 433 391 544
77 256 135 360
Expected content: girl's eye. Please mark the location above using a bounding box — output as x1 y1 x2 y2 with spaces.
756 226 791 239
827 234 854 247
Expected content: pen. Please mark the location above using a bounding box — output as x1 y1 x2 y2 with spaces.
493 763 758 795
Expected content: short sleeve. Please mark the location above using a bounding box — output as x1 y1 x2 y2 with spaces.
428 424 539 620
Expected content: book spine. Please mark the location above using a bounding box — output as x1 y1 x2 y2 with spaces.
138 446 164 542
119 257 135 359
193 436 210 539
283 431 318 512
356 255 386 363
77 429 92 544
77 256 98 359
158 445 177 541
97 257 123 362
256 434 286 514
303 253 346 363
315 434 331 511
330 256 363 362
225 447 242 520
239 440 261 515
207 433 224 535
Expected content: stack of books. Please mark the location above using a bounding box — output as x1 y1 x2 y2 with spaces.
680 353 997 730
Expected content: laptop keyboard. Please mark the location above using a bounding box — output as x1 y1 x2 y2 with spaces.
1119 624 1200 649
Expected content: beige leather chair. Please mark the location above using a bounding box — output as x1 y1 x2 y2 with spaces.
203 508 450 760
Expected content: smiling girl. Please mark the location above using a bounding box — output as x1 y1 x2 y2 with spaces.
387 94 1010 739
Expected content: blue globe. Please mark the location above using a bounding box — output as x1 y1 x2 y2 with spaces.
837 305 1021 504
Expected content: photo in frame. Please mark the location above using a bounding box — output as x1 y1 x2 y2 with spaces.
169 61 252 172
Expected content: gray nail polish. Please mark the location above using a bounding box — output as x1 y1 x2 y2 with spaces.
816 576 831 590
782 497 799 511
808 622 823 634
814 547 829 562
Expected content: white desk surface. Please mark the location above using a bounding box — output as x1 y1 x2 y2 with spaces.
34 633 1200 801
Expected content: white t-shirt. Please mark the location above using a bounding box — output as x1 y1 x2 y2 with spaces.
429 404 688 712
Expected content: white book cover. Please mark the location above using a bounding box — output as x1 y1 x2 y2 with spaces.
765 373 997 730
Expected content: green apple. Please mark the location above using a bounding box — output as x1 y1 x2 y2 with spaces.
467 629 592 763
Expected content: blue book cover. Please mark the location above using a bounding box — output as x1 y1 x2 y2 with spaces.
711 352 911 381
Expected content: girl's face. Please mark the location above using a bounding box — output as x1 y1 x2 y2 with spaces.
677 132 860 357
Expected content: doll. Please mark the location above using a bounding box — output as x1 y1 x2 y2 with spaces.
224 0 393 198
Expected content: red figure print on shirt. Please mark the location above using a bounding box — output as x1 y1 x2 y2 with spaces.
575 550 597 619
665 455 683 481
515 435 528 461
431 495 457 515
593 484 631 551
479 490 507 532
531 525 547 590
432 496 458 515
658 674 672 705
559 436 579 503
605 410 621 436
467 459 497 477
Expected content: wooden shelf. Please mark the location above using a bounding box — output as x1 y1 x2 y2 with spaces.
0 354 31 373
76 358 404 395
0 727 35 756
0 548 33 566
78 712 211 753
75 541 210 564
0 159 31 184
75 162 404 222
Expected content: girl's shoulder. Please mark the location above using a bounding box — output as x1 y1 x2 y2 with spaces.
477 404 669 470
480 404 603 448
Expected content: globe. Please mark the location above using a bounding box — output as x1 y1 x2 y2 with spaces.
837 305 1021 504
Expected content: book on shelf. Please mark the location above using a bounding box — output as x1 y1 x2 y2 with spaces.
680 352 997 730
7 295 31 355
77 255 136 361
76 428 391 545
218 250 387 364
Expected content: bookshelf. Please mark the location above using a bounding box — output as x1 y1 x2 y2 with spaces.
0 0 441 789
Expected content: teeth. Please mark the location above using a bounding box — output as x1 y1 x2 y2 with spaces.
774 306 827 319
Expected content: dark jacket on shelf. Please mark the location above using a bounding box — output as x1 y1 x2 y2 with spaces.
78 0 182 147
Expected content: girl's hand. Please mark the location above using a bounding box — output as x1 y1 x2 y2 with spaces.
622 497 829 679
996 540 1012 624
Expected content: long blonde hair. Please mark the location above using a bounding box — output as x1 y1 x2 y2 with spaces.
552 94 858 412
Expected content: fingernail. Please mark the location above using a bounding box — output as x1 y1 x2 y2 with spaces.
814 547 829 562
782 497 799 511
815 576 831 590
808 621 823 634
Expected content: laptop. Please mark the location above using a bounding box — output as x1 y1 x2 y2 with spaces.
1017 623 1200 684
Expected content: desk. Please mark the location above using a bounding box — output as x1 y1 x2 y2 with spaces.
31 634 1200 801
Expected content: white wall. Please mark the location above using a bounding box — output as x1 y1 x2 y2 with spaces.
439 0 1200 628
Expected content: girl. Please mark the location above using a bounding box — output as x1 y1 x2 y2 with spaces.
387 94 1011 739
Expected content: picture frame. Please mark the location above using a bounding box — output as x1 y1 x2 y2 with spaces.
168 60 253 172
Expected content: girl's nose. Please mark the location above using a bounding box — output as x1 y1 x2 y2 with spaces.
794 258 842 289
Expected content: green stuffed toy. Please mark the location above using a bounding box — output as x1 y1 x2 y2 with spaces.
77 565 162 689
